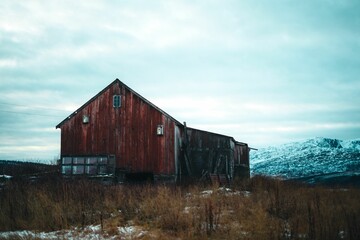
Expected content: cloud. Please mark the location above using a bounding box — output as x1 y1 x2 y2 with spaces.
0 0 360 159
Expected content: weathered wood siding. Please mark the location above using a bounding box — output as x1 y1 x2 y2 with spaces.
184 128 235 177
59 83 118 156
234 143 249 166
58 80 177 176
118 83 176 175
57 79 250 182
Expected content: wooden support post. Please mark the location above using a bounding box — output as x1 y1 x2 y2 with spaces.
183 122 192 176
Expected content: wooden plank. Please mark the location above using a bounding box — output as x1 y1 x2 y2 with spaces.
183 122 192 176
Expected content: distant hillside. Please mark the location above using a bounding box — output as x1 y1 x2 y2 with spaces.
0 160 58 177
251 137 360 186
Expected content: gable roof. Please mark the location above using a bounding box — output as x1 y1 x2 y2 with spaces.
56 79 182 129
55 79 250 147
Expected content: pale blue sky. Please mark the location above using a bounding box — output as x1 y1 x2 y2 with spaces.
1 0 360 161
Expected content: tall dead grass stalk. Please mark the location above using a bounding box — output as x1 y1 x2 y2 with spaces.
0 176 360 239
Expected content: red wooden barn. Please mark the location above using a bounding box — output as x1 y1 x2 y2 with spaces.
56 79 250 183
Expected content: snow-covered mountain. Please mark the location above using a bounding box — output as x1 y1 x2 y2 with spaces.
250 137 360 185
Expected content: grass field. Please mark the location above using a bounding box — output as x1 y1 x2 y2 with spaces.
1 176 360 239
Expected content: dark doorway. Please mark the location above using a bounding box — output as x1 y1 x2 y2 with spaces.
125 172 154 183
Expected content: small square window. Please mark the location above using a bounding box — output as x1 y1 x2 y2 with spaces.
73 157 85 164
108 156 115 166
98 157 108 164
73 166 84 175
86 157 97 164
157 125 164 135
113 95 121 108
62 166 72 175
86 165 97 175
98 166 108 175
62 157 72 165
82 115 90 124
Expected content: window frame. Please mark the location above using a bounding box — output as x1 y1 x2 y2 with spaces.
61 155 115 176
113 95 121 108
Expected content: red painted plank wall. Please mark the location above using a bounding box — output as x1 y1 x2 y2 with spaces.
59 81 176 175
118 83 176 175
60 83 118 156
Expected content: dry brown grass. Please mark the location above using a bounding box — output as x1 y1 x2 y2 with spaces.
1 176 360 239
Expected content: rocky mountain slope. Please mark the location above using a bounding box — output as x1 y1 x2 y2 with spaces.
250 137 360 185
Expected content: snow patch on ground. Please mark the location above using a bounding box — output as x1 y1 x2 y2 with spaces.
0 224 147 240
0 175 12 179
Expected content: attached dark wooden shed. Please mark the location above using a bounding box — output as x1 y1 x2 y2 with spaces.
56 79 250 183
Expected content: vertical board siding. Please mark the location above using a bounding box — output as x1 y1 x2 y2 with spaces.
57 80 249 181
59 81 176 176
233 144 249 166
60 83 120 157
185 128 235 177
184 128 251 180
174 125 182 179
118 83 176 175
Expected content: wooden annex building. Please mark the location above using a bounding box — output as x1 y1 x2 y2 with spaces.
56 79 251 184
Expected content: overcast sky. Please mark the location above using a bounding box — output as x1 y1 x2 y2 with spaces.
1 0 360 161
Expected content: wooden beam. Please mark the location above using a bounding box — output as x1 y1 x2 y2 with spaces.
183 122 192 176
